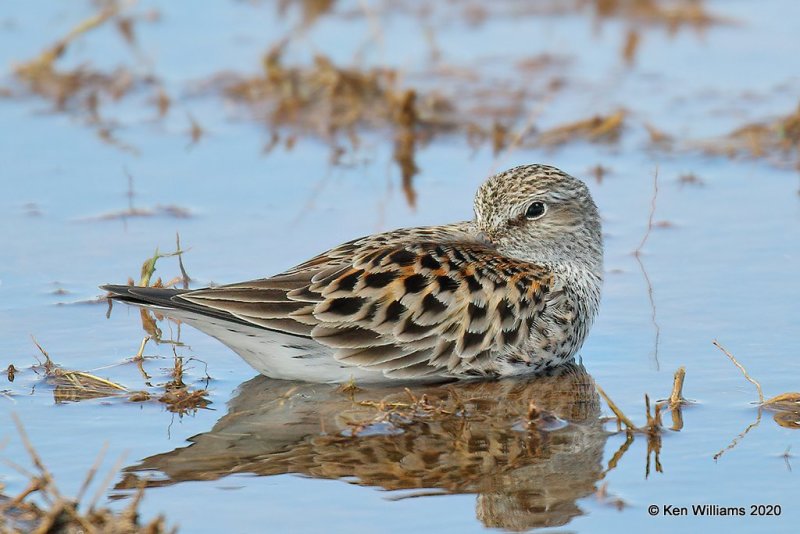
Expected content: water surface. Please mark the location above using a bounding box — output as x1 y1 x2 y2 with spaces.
1 1 798 532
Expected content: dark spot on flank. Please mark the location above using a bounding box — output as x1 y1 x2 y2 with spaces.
384 300 407 323
497 299 514 322
464 274 482 293
515 278 530 295
420 254 441 271
502 327 521 345
435 245 446 257
336 269 363 292
402 318 435 336
421 293 448 316
389 249 416 266
319 326 382 345
441 323 461 339
462 331 485 351
431 340 455 361
364 271 399 288
404 274 428 294
468 302 487 321
325 297 364 316
363 301 380 322
437 275 459 293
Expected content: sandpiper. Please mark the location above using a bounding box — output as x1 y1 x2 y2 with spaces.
103 164 603 383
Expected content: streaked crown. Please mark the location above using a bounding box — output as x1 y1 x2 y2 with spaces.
473 164 602 273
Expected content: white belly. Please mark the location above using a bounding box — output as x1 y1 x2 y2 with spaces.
159 309 410 383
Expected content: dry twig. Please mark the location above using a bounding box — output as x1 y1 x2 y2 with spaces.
712 340 764 403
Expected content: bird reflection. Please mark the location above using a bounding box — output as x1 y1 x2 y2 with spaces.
117 364 608 531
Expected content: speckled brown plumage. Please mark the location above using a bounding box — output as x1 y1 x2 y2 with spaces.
103 164 603 382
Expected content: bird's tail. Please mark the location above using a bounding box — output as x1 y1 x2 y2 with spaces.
101 284 190 308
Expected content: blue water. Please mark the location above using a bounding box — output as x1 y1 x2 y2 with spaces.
1 1 798 532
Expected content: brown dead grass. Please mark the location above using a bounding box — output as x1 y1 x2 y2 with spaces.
101 243 210 414
586 0 725 32
536 110 626 147
712 340 800 411
596 367 689 478
26 332 209 415
1 416 175 533
699 101 800 166
218 50 405 138
712 340 800 459
10 0 735 209
10 2 163 153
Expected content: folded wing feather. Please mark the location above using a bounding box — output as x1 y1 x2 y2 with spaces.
179 240 552 377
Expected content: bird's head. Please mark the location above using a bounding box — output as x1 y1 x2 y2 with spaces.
473 164 603 272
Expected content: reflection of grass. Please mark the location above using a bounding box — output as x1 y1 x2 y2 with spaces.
633 169 662 370
712 340 800 460
597 367 690 478
213 46 626 202
0 415 174 533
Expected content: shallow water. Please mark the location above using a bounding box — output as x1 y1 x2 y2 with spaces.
1 1 799 532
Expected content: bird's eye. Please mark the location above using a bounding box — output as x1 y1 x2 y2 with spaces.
525 201 547 220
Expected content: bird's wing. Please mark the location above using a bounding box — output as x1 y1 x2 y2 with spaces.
179 240 553 378
279 224 472 275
